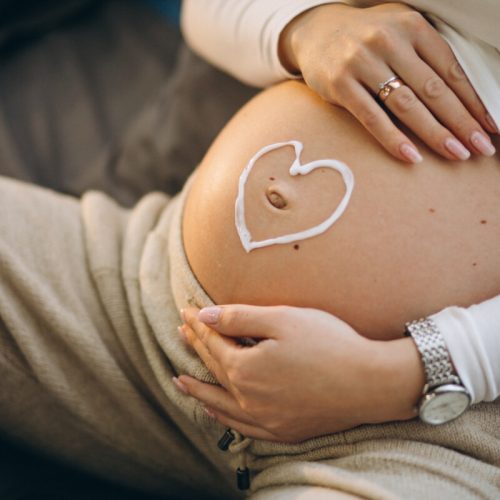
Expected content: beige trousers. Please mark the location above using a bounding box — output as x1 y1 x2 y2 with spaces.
0 176 498 499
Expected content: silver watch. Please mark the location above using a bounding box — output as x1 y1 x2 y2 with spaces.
405 317 471 425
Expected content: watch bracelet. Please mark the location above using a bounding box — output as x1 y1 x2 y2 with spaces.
405 317 458 388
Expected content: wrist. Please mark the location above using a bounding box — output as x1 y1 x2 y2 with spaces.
278 9 307 74
278 3 352 75
369 337 425 423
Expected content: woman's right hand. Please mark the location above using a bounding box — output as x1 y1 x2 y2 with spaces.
177 305 424 443
279 2 497 163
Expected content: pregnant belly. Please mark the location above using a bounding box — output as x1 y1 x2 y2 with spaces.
183 82 500 340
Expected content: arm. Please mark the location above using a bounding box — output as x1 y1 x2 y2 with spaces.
181 0 337 87
181 1 495 162
432 294 500 403
176 296 500 442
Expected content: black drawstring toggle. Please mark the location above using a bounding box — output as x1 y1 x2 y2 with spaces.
217 429 251 490
217 428 235 451
236 467 250 490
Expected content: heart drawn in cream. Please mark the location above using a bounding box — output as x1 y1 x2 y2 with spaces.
235 140 355 253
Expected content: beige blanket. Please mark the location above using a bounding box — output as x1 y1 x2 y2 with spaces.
0 176 498 499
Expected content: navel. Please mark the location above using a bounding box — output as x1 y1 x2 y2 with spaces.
266 188 287 209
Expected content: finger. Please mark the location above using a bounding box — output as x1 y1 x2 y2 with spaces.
337 81 423 163
181 324 231 387
178 375 257 426
382 78 475 160
182 309 240 362
357 55 472 161
392 52 496 157
203 408 278 442
186 304 283 340
414 18 497 135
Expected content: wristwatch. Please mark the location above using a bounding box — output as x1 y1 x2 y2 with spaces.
405 317 471 425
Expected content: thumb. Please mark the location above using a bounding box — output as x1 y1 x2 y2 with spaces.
197 304 283 339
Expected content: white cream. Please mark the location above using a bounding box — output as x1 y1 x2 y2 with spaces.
235 140 355 253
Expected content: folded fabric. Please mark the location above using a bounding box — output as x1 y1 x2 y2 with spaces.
0 175 498 499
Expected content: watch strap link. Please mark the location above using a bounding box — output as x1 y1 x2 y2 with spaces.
405 317 458 388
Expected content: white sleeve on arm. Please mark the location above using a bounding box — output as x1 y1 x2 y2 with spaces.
431 295 500 404
181 0 339 88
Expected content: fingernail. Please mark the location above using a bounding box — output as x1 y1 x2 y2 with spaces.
445 138 470 160
400 143 423 164
202 406 216 419
180 309 186 321
470 131 496 157
177 325 187 343
172 376 189 395
485 113 498 134
199 306 221 324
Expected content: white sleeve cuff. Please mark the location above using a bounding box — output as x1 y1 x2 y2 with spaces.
431 295 500 404
182 0 341 88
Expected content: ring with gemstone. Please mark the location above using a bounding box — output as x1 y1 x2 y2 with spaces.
377 76 404 102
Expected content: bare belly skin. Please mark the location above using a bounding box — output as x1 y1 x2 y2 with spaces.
183 81 500 339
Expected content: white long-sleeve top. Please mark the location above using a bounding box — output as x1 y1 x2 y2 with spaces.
432 296 500 403
181 0 336 87
181 0 500 126
181 0 500 404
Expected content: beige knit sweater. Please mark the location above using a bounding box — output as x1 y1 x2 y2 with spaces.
0 175 498 499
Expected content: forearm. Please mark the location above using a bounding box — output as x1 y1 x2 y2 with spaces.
361 336 424 424
375 293 500 426
181 0 340 87
432 294 500 403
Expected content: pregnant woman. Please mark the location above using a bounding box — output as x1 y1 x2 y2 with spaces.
177 1 500 496
179 79 500 497
1 79 498 499
0 3 499 500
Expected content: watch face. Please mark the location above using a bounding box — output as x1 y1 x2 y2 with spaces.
420 386 471 425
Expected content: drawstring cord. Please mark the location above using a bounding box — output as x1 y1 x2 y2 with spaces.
218 428 251 490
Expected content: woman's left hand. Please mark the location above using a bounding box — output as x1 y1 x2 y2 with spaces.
177 305 424 442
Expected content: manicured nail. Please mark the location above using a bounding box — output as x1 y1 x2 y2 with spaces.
177 326 187 343
202 406 217 419
172 376 189 395
400 143 423 164
470 131 496 157
199 306 221 324
445 138 470 160
485 113 498 134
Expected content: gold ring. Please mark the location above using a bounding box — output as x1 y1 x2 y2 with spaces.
378 75 399 89
377 77 404 102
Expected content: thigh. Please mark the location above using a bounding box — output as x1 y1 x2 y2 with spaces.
0 177 239 499
252 486 363 500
